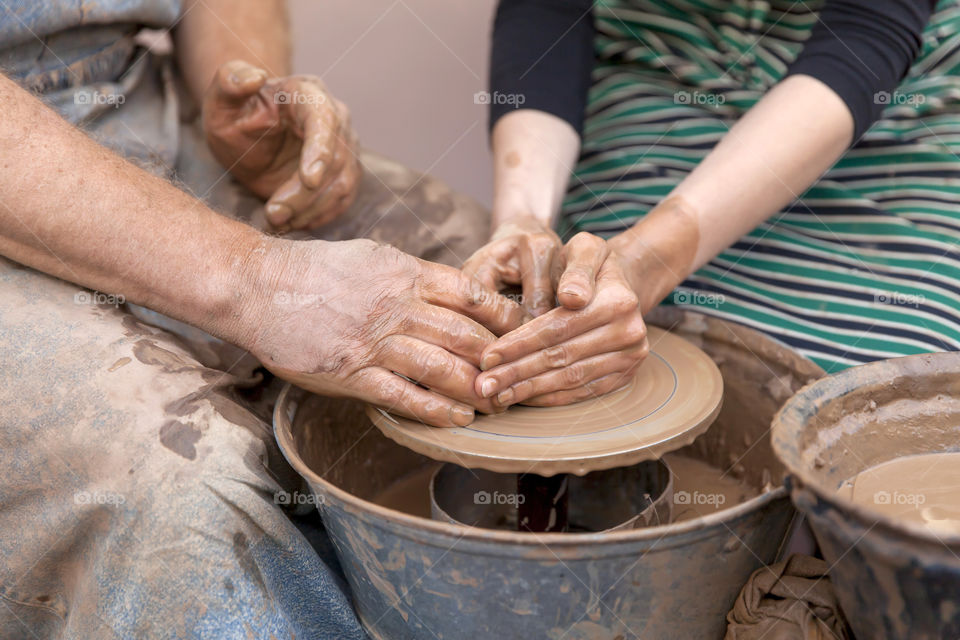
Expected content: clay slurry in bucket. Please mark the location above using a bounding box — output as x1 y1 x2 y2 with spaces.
837 451 960 536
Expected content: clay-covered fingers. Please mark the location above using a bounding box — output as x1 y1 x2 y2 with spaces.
376 335 498 414
267 83 360 229
479 275 639 372
523 369 640 407
460 218 561 318
356 367 478 427
292 89 342 190
461 242 517 293
557 232 609 310
488 344 648 406
419 262 529 338
395 302 497 367
517 231 561 317
475 314 647 400
266 149 359 229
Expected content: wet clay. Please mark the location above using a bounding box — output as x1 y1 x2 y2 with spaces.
836 452 960 536
367 326 723 476
664 452 758 522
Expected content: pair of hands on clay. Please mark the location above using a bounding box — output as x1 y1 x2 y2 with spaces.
237 238 529 427
462 216 649 408
199 62 535 427
202 60 361 231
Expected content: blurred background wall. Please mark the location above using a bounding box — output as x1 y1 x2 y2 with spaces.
289 0 497 207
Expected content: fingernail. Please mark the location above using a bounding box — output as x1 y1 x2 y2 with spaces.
559 287 585 300
480 378 498 398
496 387 515 405
231 67 266 86
266 203 292 225
450 406 474 427
480 353 501 371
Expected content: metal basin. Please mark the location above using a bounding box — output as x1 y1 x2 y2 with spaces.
773 351 960 640
274 309 824 639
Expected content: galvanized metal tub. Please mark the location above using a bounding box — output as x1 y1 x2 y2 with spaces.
274 309 824 639
773 351 960 640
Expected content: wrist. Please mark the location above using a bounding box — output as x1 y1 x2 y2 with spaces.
490 191 554 231
609 196 701 313
201 225 304 355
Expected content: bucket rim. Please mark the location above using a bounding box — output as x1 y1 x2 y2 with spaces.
772 351 960 546
275 383 790 551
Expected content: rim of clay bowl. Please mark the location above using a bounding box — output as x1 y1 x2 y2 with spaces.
274 383 791 556
772 351 960 547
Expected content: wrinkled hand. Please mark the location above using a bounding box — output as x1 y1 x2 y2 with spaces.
203 60 361 231
461 216 562 317
474 232 649 407
239 238 526 426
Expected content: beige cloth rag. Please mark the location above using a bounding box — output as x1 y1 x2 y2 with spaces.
725 554 851 640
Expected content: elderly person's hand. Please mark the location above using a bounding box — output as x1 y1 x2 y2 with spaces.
461 215 562 317
239 238 527 426
202 60 361 231
473 231 650 407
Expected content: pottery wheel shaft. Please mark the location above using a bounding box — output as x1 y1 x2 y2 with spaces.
517 473 569 533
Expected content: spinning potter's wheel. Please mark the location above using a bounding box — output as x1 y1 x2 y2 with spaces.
367 326 723 477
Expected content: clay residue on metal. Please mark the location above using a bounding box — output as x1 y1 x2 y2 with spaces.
273 305 814 639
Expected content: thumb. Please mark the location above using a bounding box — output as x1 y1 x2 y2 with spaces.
557 232 609 309
208 60 268 109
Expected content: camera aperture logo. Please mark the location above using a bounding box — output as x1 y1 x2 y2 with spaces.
673 289 725 307
875 291 924 308
474 490 525 506
474 91 526 108
274 90 327 106
674 490 726 506
74 490 126 506
873 91 925 106
273 291 326 306
674 90 725 106
873 490 925 506
74 90 125 108
74 290 125 307
274 490 325 506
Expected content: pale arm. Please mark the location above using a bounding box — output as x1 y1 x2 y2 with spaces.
477 74 854 406
610 74 854 311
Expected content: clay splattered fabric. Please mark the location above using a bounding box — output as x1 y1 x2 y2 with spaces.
561 0 960 373
725 554 851 639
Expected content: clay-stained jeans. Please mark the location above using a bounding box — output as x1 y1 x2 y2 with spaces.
0 79 489 640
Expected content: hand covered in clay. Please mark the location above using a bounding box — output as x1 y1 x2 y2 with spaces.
239 238 527 426
474 232 649 407
203 60 361 231
461 216 562 317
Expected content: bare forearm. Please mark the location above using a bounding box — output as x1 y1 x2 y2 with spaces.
490 110 580 228
611 74 855 311
0 75 263 345
175 0 290 103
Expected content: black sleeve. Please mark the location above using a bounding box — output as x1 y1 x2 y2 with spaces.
488 0 595 135
785 0 936 140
